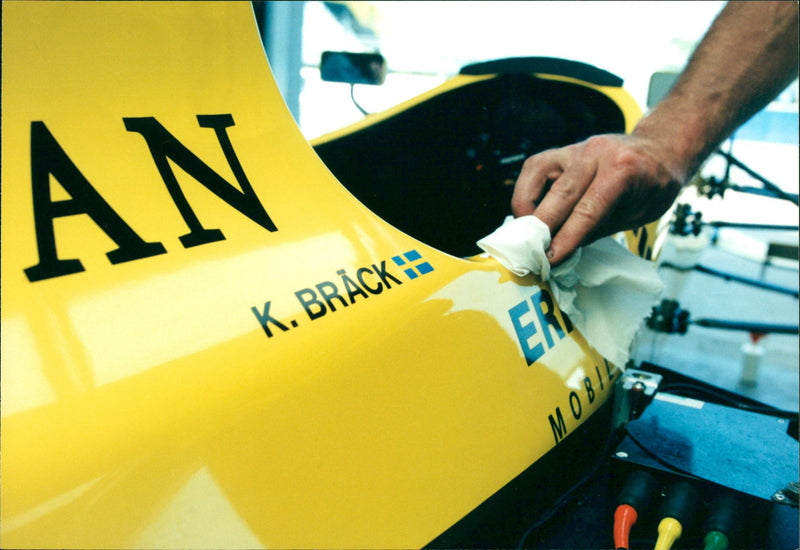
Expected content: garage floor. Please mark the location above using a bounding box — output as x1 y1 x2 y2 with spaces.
631 228 799 413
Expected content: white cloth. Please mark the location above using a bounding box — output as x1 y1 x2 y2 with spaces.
477 216 663 367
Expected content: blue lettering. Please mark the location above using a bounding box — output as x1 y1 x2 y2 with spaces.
532 289 568 348
509 299 544 366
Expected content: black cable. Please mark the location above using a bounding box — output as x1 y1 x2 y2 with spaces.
658 261 799 298
727 183 800 203
706 220 799 231
690 318 799 334
623 427 699 481
715 149 799 205
514 376 798 549
515 427 626 549
349 83 369 116
659 381 799 419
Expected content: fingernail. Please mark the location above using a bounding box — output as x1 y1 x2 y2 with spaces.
546 247 555 259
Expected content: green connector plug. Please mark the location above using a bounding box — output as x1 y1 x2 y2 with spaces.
704 529 729 550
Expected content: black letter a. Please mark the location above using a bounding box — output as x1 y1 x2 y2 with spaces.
24 122 167 282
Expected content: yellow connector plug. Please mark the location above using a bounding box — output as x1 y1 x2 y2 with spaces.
654 517 683 550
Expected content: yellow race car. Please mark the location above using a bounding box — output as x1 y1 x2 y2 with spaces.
2 2 654 548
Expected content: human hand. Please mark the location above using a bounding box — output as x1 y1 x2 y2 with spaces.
510 133 686 265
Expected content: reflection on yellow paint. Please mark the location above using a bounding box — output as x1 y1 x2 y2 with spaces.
135 468 263 549
2 2 638 548
1 317 53 415
66 232 358 387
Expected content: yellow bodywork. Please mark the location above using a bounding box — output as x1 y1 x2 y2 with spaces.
2 2 640 548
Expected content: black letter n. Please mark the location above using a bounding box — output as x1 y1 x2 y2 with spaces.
24 122 167 282
124 114 278 249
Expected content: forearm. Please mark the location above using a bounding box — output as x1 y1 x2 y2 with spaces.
511 1 798 265
633 1 799 182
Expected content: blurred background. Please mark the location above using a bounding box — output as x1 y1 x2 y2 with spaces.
253 1 798 412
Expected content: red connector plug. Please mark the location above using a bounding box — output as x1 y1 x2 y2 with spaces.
613 471 658 550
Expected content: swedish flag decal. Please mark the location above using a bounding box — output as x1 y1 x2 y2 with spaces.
391 250 434 280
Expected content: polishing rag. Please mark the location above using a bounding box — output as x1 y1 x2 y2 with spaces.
477 216 664 367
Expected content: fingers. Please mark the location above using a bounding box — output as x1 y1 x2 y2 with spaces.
511 135 641 265
512 145 603 265
545 175 621 265
510 150 564 217
510 133 685 266
529 156 598 239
